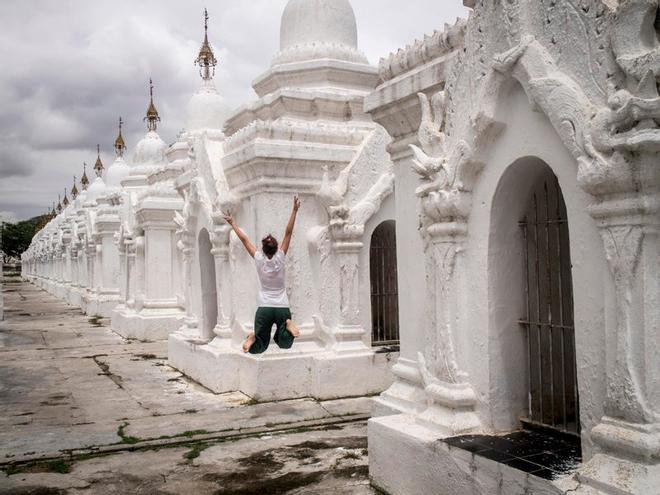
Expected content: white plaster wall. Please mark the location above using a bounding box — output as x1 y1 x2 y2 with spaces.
171 232 182 304
189 203 215 335
393 152 427 363
463 83 611 456
145 229 173 301
228 190 328 332
101 235 120 291
485 156 550 432
228 196 260 329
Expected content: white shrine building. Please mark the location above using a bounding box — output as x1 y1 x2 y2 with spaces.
21 1 659 493
168 0 397 401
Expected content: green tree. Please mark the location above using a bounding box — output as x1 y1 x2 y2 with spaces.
1 215 49 262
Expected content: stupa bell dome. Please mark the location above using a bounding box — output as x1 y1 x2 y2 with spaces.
132 80 167 167
106 157 130 187
133 131 167 166
274 0 367 65
187 80 230 131
87 177 107 202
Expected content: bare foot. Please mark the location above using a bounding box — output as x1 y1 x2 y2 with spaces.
242 332 256 353
286 319 300 338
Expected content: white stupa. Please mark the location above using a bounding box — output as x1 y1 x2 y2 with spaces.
105 118 131 188
187 9 230 131
132 80 167 170
76 162 90 206
273 0 367 65
86 147 107 202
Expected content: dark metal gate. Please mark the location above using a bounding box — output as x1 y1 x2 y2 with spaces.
370 220 400 346
520 174 580 435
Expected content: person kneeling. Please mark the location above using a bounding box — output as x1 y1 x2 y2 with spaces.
223 196 301 354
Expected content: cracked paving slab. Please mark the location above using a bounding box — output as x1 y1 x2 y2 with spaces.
0 279 374 493
0 421 377 495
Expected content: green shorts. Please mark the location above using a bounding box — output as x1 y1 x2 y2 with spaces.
249 307 295 354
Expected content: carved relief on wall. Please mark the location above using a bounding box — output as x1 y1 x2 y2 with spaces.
406 0 659 432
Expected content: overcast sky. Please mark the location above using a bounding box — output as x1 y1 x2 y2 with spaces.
0 0 469 223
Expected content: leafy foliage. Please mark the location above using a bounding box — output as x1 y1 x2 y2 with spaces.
1 215 50 261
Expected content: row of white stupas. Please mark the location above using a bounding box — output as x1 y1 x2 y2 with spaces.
22 1 659 494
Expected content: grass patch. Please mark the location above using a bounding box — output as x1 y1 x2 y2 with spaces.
5 459 72 476
183 442 210 462
117 422 140 445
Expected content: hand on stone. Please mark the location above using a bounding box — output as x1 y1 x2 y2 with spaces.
293 195 301 212
223 213 235 226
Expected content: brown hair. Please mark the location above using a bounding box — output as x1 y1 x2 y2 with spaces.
262 234 278 259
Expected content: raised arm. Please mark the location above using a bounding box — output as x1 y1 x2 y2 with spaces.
281 196 301 255
223 213 256 258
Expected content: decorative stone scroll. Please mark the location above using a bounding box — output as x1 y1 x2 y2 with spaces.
314 128 395 350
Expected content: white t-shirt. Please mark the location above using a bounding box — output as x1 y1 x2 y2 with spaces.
254 250 289 308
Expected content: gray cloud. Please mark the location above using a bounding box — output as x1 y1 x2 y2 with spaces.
0 144 37 178
0 0 469 221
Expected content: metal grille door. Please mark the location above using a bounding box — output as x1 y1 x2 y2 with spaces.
370 221 400 346
520 175 580 434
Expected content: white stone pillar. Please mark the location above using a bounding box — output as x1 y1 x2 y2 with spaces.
125 239 136 308
210 225 232 339
133 234 145 311
578 154 660 491
179 238 197 331
331 231 369 352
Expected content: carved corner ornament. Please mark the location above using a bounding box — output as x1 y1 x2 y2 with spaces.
409 91 483 228
416 352 481 435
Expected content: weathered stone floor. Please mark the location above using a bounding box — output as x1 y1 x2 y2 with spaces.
0 277 377 494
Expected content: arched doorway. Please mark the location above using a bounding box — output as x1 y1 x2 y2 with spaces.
520 170 580 434
370 220 400 346
198 229 217 340
489 157 581 436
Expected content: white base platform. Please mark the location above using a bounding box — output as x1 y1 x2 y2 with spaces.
54 283 70 300
84 294 121 318
575 453 660 495
112 306 185 341
368 414 584 495
369 414 660 495
168 330 397 402
65 287 83 308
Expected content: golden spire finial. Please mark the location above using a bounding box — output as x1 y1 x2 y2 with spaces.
114 118 126 157
144 80 161 131
94 144 104 177
81 162 89 190
195 8 217 81
62 188 69 207
56 195 62 213
71 176 79 200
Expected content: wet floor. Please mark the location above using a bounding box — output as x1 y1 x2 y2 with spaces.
444 428 581 481
0 277 377 494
